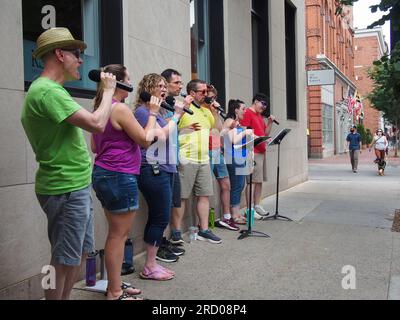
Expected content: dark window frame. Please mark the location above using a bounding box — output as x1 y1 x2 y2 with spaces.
251 0 270 99
285 0 298 121
208 0 226 107
23 0 124 100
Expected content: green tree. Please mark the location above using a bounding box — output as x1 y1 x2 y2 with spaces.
368 43 400 156
337 0 400 31
337 0 400 156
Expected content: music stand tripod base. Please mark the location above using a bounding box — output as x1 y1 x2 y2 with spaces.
238 229 270 240
263 214 293 221
263 128 293 223
237 136 271 240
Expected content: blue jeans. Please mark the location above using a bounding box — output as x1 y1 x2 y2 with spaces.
137 165 173 247
209 150 229 179
92 165 139 213
227 162 246 208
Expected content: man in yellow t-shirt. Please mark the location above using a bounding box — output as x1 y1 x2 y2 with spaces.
171 80 222 244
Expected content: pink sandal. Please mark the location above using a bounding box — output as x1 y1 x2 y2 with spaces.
139 266 174 281
158 265 175 276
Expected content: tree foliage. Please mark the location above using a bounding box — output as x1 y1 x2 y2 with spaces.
336 0 400 31
337 0 400 155
368 43 400 127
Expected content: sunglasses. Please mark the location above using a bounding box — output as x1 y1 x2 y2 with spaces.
260 101 268 108
61 48 82 59
195 89 207 95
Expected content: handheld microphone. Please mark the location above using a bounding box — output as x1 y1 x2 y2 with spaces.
166 96 194 115
271 118 280 125
180 93 201 109
88 70 134 92
204 97 226 114
139 92 175 113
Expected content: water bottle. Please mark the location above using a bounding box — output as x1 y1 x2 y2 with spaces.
209 208 215 229
246 207 255 229
121 239 135 276
99 249 106 280
86 251 98 287
188 226 198 243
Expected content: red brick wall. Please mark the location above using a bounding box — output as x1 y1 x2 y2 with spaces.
354 35 382 134
306 0 355 158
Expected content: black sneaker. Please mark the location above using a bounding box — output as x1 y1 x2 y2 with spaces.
162 238 185 256
156 246 179 263
197 229 222 244
170 231 185 245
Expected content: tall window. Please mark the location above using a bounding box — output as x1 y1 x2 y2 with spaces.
322 104 334 147
285 0 297 121
251 0 270 97
22 0 123 98
190 0 226 106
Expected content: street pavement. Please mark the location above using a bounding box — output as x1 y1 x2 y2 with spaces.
72 150 400 300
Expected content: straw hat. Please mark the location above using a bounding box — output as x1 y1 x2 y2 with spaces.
33 27 87 59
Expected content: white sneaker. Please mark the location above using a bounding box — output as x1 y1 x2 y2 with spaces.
254 205 270 217
253 210 264 220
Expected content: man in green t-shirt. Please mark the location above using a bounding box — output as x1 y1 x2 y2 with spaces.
21 28 116 300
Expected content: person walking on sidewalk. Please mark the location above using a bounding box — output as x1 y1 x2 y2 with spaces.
21 28 116 300
346 125 362 173
369 129 389 176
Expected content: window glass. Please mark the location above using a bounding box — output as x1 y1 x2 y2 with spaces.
22 0 100 91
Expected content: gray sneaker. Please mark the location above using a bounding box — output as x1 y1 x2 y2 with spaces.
197 229 222 244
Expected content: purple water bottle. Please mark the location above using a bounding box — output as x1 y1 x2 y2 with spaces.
86 251 97 287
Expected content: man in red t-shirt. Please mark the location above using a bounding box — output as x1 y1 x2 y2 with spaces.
240 93 276 219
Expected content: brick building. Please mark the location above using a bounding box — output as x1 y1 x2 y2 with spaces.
306 0 357 158
354 28 388 134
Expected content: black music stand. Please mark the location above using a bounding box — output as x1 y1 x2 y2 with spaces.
238 136 271 240
263 129 292 222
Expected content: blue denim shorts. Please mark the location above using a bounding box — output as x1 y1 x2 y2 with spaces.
210 150 229 179
92 165 139 214
36 186 94 266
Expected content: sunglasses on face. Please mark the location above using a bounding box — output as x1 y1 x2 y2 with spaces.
260 101 268 108
61 48 82 59
195 89 207 95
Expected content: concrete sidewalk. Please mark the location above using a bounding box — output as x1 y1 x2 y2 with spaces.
72 154 400 300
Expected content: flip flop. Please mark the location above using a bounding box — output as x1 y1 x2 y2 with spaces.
233 216 247 225
158 265 175 276
107 292 144 301
139 266 174 281
105 283 141 296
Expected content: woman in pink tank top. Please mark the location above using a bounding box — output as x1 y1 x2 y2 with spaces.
91 64 161 300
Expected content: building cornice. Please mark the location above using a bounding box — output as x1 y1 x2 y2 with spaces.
316 54 356 90
354 28 388 56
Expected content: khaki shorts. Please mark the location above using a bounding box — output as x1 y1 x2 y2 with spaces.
246 152 267 184
179 162 214 199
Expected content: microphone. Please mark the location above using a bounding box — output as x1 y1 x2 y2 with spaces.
139 92 175 113
271 118 280 125
166 96 194 115
180 93 201 109
88 70 134 92
204 97 226 114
